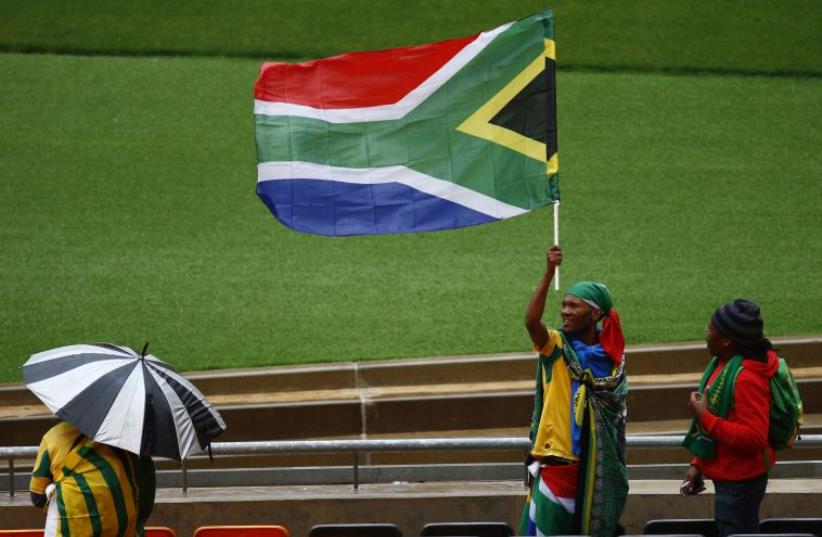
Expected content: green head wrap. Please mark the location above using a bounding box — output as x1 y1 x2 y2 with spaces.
566 281 613 314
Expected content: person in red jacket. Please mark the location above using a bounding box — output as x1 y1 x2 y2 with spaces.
681 299 779 537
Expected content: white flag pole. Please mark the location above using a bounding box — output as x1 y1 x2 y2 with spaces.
553 201 560 291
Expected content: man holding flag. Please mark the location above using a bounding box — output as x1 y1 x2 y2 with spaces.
253 10 605 529
520 245 628 536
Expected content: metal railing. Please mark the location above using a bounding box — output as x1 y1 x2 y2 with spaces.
3 434 821 495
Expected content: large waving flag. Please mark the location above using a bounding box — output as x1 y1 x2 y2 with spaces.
254 10 558 236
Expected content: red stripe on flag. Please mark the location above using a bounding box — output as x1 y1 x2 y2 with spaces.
254 34 477 109
539 462 578 499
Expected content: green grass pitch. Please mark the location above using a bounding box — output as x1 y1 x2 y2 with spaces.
0 2 820 381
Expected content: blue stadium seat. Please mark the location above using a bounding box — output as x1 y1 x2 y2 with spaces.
420 522 513 537
644 518 717 537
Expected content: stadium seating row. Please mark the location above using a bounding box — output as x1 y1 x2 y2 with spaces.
0 517 819 536
0 528 281 537
644 517 822 536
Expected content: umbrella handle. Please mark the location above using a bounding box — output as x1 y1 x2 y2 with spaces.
140 342 149 359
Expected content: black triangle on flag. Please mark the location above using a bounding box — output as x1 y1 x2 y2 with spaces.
488 59 557 162
456 44 558 173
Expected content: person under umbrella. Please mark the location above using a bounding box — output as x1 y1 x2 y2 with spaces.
30 420 155 537
24 342 226 536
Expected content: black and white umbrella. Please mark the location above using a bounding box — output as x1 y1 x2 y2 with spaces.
23 343 226 460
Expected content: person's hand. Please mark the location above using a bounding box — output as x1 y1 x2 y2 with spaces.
680 464 705 496
547 245 563 270
688 391 707 418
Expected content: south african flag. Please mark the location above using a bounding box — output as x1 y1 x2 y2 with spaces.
254 10 558 236
521 462 578 536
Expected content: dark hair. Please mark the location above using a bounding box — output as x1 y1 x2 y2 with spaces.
734 337 773 362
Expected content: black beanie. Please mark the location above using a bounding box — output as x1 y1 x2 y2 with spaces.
711 299 764 343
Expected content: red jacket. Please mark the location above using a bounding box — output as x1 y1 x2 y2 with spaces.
692 350 779 481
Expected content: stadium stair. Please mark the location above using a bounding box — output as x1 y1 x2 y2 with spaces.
1 336 820 466
2 336 821 535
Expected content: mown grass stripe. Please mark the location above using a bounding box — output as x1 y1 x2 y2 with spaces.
0 1 819 76
1 54 820 382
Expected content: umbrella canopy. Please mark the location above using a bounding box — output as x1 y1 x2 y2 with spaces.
23 343 226 460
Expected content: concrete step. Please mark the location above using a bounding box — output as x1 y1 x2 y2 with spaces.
3 338 819 475
5 362 822 425
3 336 818 410
189 335 822 391
3 378 821 450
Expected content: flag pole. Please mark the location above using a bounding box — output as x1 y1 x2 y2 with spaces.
553 201 560 291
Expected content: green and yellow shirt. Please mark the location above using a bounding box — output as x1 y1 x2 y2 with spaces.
30 421 154 537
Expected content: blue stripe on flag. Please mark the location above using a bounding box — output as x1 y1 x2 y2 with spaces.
257 179 498 236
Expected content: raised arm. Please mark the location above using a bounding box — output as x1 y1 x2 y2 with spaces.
525 245 562 351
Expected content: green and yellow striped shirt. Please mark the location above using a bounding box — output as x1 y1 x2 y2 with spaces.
30 421 155 537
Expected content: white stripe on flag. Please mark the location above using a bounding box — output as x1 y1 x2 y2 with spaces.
538 473 576 514
253 22 512 123
257 161 528 220
26 360 134 413
93 364 146 455
527 498 550 537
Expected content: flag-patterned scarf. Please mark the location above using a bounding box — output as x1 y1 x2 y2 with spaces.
562 331 628 537
683 355 743 459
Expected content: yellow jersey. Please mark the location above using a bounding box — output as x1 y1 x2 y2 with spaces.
529 329 577 461
30 421 152 537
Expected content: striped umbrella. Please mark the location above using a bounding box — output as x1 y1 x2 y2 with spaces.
22 343 226 460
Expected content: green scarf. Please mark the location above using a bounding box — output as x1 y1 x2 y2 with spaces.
566 281 613 314
682 355 744 459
